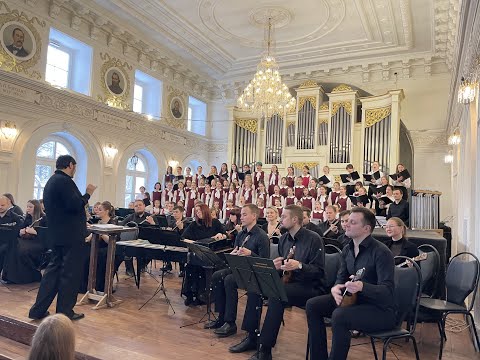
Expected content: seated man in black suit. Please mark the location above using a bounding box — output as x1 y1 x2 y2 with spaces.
386 188 409 226
318 205 343 246
0 195 24 276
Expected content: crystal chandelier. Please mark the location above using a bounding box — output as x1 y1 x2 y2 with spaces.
237 18 296 118
457 77 477 104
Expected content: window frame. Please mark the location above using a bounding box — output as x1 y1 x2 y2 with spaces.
45 42 72 89
124 154 149 207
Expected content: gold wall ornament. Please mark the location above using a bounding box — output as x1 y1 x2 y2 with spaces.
298 80 318 88
319 103 329 111
166 85 187 130
334 175 341 183
365 106 392 127
291 162 319 170
331 84 353 93
98 53 132 110
286 120 296 127
234 118 258 133
318 118 328 124
331 101 352 116
298 96 317 110
0 1 45 79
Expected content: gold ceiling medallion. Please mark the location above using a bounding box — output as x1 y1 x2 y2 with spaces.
331 84 353 93
291 162 319 170
234 118 258 133
0 2 44 79
319 103 329 111
365 106 391 128
331 101 352 116
298 96 317 110
298 80 318 88
166 86 187 130
98 53 131 110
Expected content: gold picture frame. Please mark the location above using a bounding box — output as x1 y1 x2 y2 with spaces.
98 52 132 110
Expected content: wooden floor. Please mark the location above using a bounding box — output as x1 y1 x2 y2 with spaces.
0 264 478 360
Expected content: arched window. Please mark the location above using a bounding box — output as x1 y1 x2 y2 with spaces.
34 138 73 199
125 155 148 207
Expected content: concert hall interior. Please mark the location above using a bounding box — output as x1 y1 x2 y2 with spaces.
0 0 479 359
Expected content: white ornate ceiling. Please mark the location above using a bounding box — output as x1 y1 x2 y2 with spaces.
88 0 457 86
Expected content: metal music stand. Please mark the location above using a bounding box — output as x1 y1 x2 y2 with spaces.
180 243 227 328
225 255 288 357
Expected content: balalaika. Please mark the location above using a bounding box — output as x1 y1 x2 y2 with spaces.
340 267 365 307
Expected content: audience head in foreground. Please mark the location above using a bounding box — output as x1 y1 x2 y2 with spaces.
28 314 75 360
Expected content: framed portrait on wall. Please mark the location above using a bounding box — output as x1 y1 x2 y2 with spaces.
170 96 183 119
0 21 37 61
105 67 126 96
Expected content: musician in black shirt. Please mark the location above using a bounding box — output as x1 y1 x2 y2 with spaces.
318 205 343 246
230 205 325 360
120 200 157 226
386 188 409 225
206 204 269 337
0 195 24 276
306 207 396 360
301 207 322 237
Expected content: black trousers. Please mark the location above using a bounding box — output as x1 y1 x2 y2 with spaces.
212 268 238 323
242 282 321 348
306 294 396 360
29 242 86 318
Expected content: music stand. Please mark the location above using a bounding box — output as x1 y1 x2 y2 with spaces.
180 243 227 328
225 254 287 356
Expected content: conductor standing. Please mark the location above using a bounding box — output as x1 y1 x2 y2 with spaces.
29 155 97 321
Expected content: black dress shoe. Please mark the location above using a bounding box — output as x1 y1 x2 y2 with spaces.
229 335 257 353
214 322 237 337
204 319 223 329
28 311 50 320
249 346 272 360
192 298 205 306
69 312 85 321
184 296 194 306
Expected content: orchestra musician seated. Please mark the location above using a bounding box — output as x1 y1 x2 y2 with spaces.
0 195 24 277
224 207 242 242
261 206 285 244
386 188 409 226
166 205 187 276
3 193 24 217
301 207 323 239
336 210 352 248
120 199 157 226
306 207 396 360
229 205 325 360
318 205 343 246
181 203 226 306
2 199 47 284
384 217 419 265
206 204 270 338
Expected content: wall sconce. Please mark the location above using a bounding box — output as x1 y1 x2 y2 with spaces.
457 77 477 104
0 121 17 140
447 130 461 145
103 143 118 168
444 151 454 164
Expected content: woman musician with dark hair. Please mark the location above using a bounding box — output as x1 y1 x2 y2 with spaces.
2 199 47 284
181 203 226 306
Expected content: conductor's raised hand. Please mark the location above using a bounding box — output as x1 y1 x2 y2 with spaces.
86 184 97 196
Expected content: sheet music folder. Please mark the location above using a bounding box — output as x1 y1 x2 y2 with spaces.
186 242 227 269
224 254 288 303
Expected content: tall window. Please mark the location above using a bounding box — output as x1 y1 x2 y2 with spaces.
45 28 93 95
45 44 70 88
125 156 148 207
188 96 207 136
34 139 72 199
133 84 144 113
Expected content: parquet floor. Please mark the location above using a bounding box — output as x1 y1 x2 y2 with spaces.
0 264 478 360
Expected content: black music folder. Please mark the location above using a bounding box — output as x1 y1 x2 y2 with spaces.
318 175 331 185
138 226 183 247
363 171 380 182
349 195 369 206
389 169 410 181
238 172 246 181
186 242 227 269
340 171 360 183
378 196 393 205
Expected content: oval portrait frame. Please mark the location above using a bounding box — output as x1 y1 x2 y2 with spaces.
0 19 40 68
104 66 127 97
170 96 184 120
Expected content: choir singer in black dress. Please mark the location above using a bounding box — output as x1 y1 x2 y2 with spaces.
305 208 396 360
229 205 325 360
181 203 226 306
29 155 97 321
2 200 47 284
205 204 270 338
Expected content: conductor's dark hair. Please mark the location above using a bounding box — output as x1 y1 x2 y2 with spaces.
56 155 76 170
350 207 376 233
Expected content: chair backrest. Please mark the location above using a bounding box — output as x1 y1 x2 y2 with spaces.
270 243 279 259
418 244 440 297
120 226 139 241
324 252 341 289
325 244 342 254
445 252 480 310
393 256 422 332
